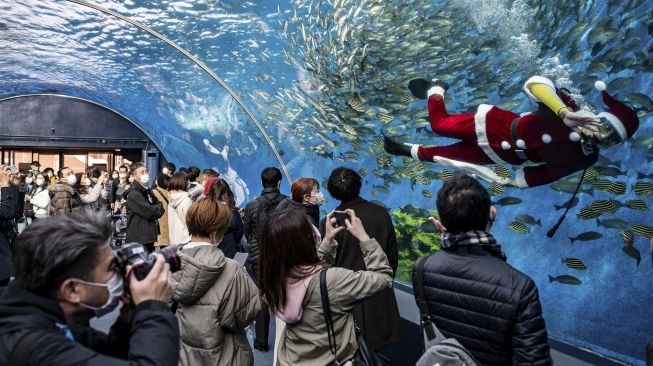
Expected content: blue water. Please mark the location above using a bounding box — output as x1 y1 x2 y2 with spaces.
1 0 652 363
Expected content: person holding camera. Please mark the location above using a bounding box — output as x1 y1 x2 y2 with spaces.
171 198 260 366
125 162 164 253
0 209 180 365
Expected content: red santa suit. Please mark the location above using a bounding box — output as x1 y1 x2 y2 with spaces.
416 76 598 188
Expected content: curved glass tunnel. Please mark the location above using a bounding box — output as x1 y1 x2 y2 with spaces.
1 0 652 364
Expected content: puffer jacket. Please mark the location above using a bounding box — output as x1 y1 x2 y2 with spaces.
243 188 286 278
29 187 50 216
48 182 80 216
275 198 320 228
172 242 261 366
413 245 552 366
168 191 192 245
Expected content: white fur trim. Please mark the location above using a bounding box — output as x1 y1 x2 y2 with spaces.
595 80 606 91
474 104 506 164
541 134 552 143
597 112 627 141
523 75 556 101
515 169 529 188
569 132 581 142
427 86 445 97
410 144 420 160
516 139 526 149
501 141 511 150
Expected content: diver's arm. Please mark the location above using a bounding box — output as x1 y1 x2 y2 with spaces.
528 83 568 118
526 80 600 132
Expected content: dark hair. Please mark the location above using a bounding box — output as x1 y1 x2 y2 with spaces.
163 162 176 173
85 166 101 179
186 199 232 239
178 167 187 173
73 172 85 192
290 178 319 202
43 167 54 176
130 162 146 174
258 209 319 313
261 167 282 189
156 173 171 190
186 166 200 182
35 173 49 188
168 172 188 191
436 174 491 234
327 167 361 202
206 179 236 208
57 167 71 179
13 209 112 298
118 165 129 173
201 169 219 181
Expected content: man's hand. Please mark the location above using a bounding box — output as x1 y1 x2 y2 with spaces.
128 254 172 306
0 168 11 188
559 108 601 135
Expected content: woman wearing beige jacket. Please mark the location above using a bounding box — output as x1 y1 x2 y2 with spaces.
171 198 261 366
259 208 393 365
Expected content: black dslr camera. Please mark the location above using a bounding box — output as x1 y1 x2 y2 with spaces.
115 243 181 281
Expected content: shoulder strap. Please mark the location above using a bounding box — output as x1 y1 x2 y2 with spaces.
8 329 53 366
154 188 169 205
319 268 340 365
414 256 445 343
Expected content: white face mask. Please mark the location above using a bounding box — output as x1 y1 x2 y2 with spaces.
162 167 170 175
81 178 91 186
25 177 33 184
139 173 150 185
112 174 119 179
36 179 45 186
119 173 127 179
312 191 326 206
74 272 124 318
31 166 38 171
67 175 77 185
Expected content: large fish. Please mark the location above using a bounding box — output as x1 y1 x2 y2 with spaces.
548 275 582 285
569 231 603 244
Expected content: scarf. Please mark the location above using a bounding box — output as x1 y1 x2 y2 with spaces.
441 230 507 261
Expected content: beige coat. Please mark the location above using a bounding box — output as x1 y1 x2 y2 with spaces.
151 187 169 246
172 242 261 366
276 239 393 366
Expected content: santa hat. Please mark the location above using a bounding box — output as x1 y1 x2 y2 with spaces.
594 80 639 140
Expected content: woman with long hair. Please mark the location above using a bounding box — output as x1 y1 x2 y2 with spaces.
74 172 106 211
168 172 192 244
275 177 323 228
206 178 244 259
26 173 50 221
258 209 392 365
172 198 260 366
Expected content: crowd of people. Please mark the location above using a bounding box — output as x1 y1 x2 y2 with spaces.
0 158 563 365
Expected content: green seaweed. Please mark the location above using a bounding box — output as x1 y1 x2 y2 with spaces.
391 208 441 284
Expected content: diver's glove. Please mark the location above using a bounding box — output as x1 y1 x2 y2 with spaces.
383 133 414 157
408 78 450 99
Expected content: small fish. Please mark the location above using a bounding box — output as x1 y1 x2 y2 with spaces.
636 171 653 180
562 258 587 270
414 176 428 185
629 223 653 239
620 230 635 246
351 139 363 149
569 231 603 243
515 214 541 226
376 155 391 167
422 189 432 199
622 245 641 266
492 165 511 179
494 196 522 206
582 167 600 182
488 182 505 196
589 199 620 214
596 218 629 229
550 180 594 195
578 207 601 220
596 166 627 177
624 200 649 211
373 185 390 194
401 94 415 104
554 196 579 210
508 221 529 234
548 274 582 285
347 99 367 113
378 112 394 123
593 179 626 195
633 182 653 196
400 204 429 218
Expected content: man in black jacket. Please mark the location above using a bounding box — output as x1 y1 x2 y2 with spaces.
0 168 21 288
243 167 286 352
413 174 551 365
125 163 164 252
0 209 179 365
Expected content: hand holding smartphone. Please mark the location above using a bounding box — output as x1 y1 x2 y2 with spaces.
333 210 351 227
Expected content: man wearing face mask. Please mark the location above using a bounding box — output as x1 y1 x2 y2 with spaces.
161 162 175 178
0 210 180 365
30 161 41 176
124 163 164 253
48 167 81 216
113 165 130 212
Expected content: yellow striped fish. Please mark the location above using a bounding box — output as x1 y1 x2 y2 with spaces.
402 95 416 104
507 221 529 234
589 199 620 214
628 224 653 239
562 258 587 270
376 155 391 167
347 99 367 113
422 189 432 198
488 182 505 196
624 200 649 211
358 167 367 177
492 165 511 179
633 182 653 196
620 230 635 246
578 206 602 220
378 112 394 123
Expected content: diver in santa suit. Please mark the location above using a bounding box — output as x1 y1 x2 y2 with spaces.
383 76 639 188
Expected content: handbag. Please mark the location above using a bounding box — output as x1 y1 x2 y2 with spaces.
319 268 389 366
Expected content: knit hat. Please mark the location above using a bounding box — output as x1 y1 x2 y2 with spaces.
594 80 639 140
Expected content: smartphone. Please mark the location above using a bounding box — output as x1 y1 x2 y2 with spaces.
333 210 351 227
6 165 17 174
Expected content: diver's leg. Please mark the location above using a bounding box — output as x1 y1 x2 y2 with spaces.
417 141 494 165
427 94 477 140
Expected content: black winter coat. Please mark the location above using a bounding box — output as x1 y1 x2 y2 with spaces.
275 197 320 227
218 207 244 259
0 187 20 281
0 283 180 365
413 245 552 366
319 196 401 348
125 182 164 245
243 188 286 278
